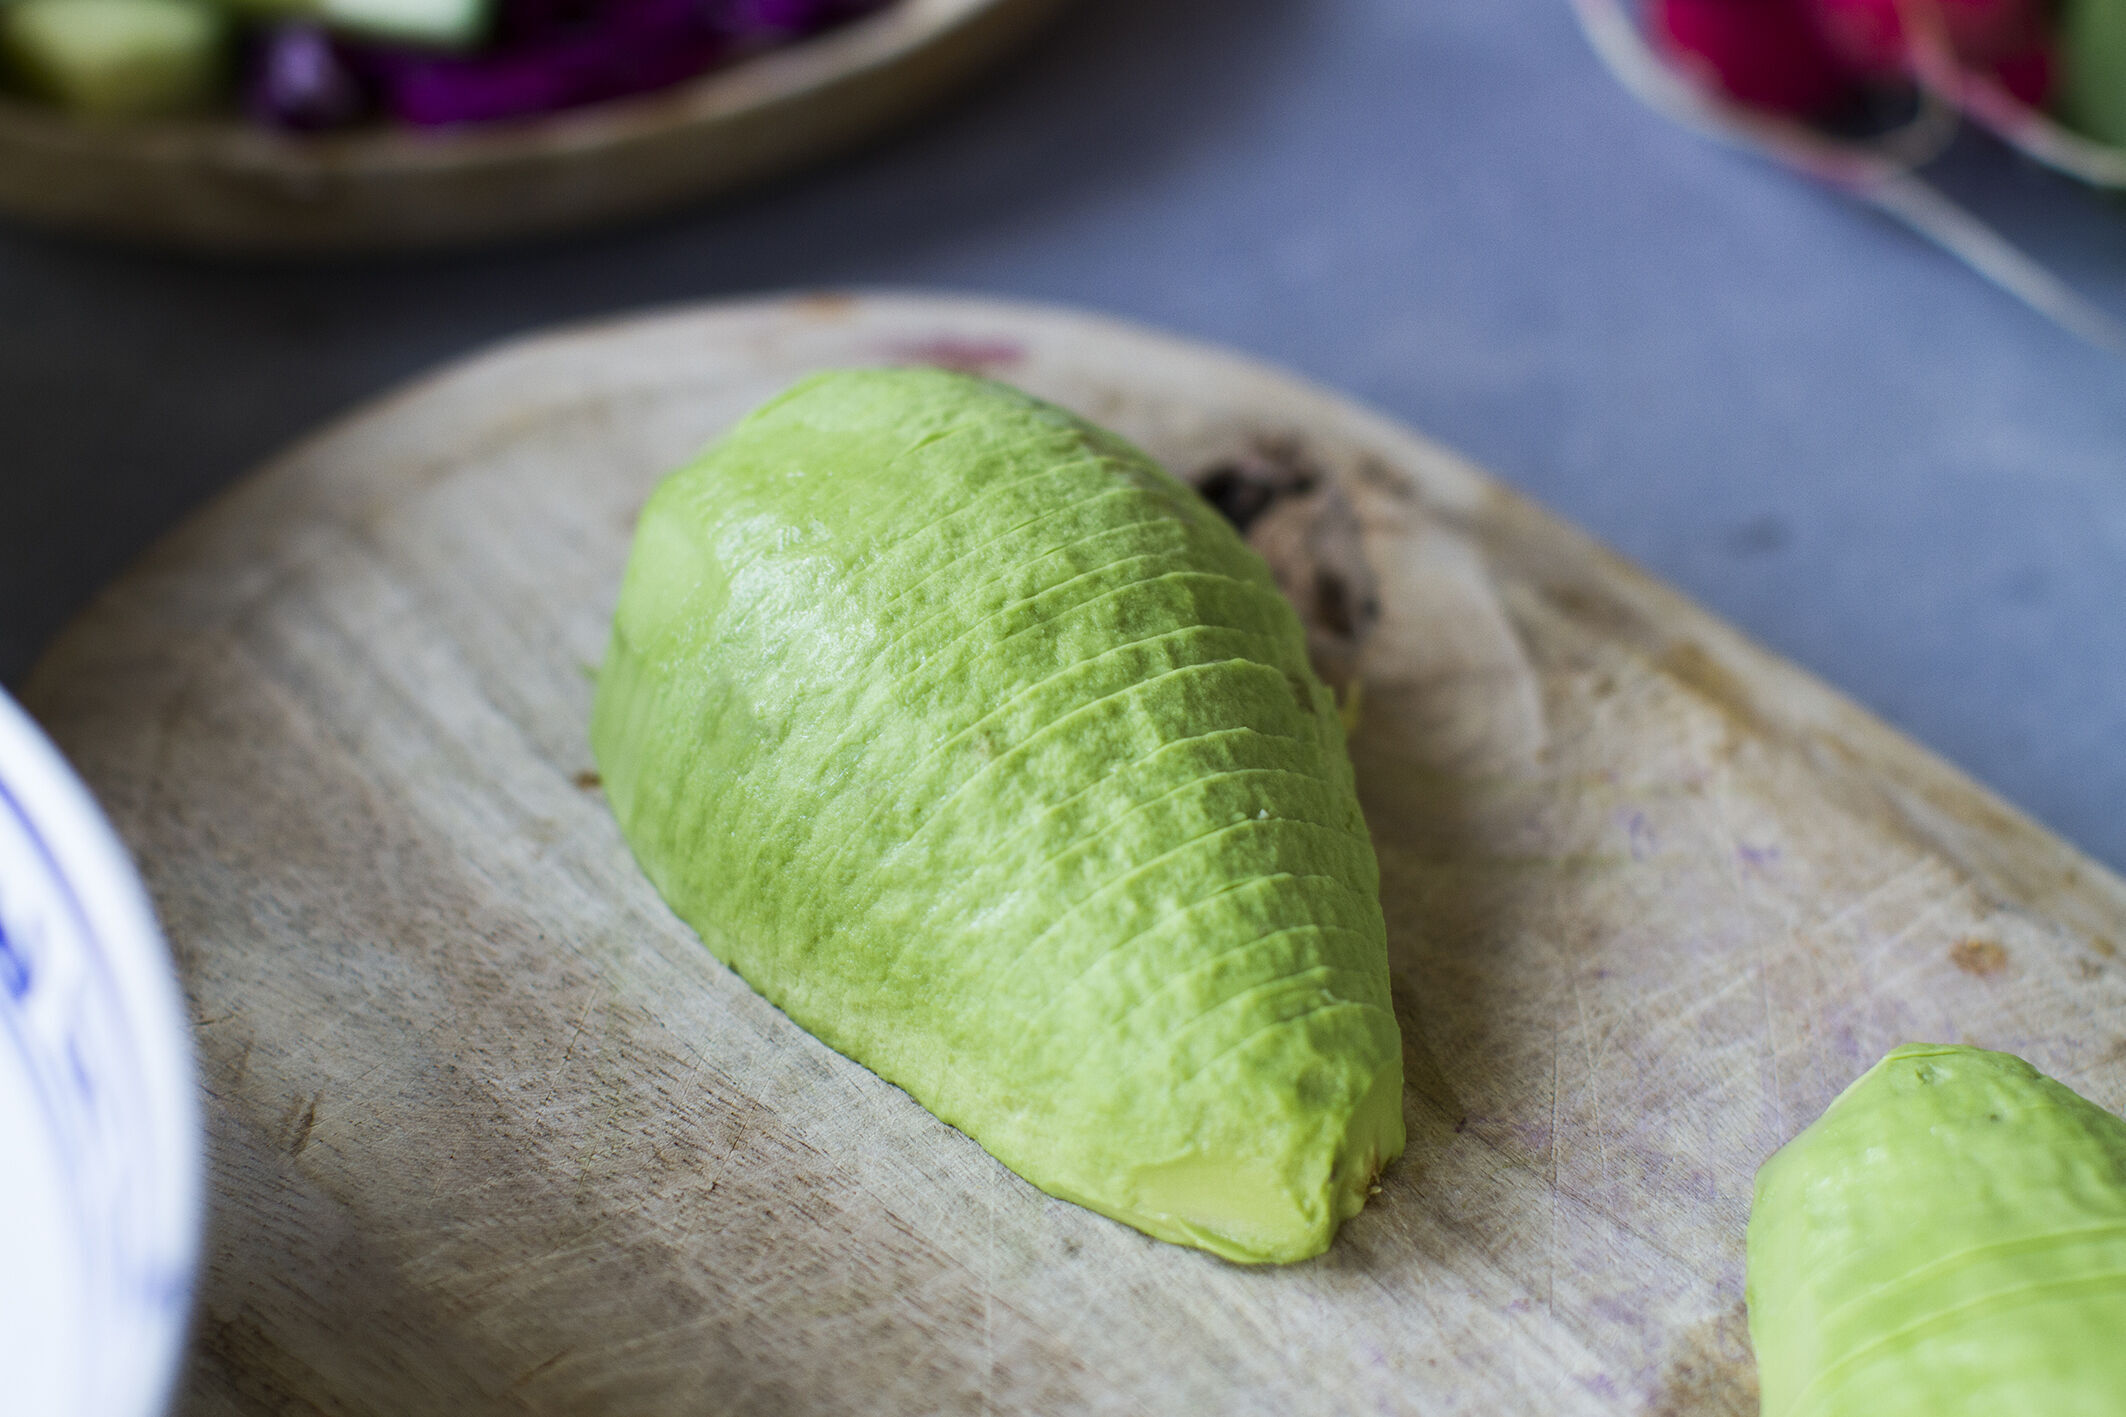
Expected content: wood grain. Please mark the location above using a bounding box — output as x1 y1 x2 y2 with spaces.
0 0 1064 253
25 294 2126 1415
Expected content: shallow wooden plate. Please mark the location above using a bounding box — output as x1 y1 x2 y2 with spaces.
0 0 1064 253
26 293 2126 1414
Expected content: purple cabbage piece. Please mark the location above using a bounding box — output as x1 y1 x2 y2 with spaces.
727 0 888 32
248 23 373 130
493 0 602 48
369 0 894 127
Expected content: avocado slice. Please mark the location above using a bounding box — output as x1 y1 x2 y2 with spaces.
592 368 1404 1264
1748 1043 2126 1415
1 0 224 118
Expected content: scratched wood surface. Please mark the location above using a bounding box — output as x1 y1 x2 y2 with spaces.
26 294 2126 1416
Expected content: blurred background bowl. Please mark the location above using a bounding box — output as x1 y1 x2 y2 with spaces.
0 0 1067 254
0 687 198 1417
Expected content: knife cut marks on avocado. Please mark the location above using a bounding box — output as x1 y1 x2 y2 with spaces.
1748 1043 2126 1416
591 368 1405 1264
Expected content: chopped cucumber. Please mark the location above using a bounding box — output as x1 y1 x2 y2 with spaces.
215 0 485 49
317 0 483 47
2 0 225 118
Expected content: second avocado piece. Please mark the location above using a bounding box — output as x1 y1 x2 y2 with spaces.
593 368 1405 1264
1749 1043 2126 1416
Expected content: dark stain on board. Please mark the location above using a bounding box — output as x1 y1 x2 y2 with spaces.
284 1091 320 1157
886 337 1027 375
1950 939 2009 978
1313 566 1359 640
1189 435 1378 700
1649 1303 1758 1417
1190 435 1321 535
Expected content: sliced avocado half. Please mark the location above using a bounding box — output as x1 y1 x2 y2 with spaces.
592 367 1405 1264
1750 1043 2126 1416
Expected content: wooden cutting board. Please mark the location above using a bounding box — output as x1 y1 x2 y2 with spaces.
26 294 2126 1416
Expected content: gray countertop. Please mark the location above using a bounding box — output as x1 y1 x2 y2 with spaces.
4 0 2124 868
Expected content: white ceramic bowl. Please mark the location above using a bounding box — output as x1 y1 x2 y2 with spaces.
0 689 200 1417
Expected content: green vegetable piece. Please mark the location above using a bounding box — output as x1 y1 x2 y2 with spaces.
1 0 224 119
212 0 484 49
2058 0 2126 148
592 368 1405 1264
1748 1043 2126 1416
317 0 482 46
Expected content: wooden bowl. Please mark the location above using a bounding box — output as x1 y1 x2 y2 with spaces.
0 0 1067 254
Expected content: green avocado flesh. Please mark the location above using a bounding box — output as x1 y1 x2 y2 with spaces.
1748 1043 2126 1416
592 367 1404 1264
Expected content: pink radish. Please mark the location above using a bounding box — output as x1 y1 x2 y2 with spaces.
1987 42 2054 105
1809 0 2046 72
1648 0 1858 114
